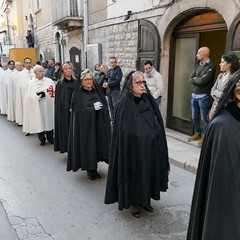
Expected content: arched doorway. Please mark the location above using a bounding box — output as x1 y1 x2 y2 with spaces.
55 32 62 62
226 12 240 57
167 11 227 135
69 47 81 76
136 20 160 72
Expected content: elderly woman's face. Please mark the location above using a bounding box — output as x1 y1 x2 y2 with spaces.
132 74 146 97
82 73 93 91
63 65 73 78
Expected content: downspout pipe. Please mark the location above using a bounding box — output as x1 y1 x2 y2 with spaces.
83 0 88 69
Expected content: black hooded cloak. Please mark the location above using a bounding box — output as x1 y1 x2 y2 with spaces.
67 83 111 172
104 72 169 210
187 101 240 240
54 78 78 153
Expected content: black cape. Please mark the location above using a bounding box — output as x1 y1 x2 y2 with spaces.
187 101 240 240
54 78 78 153
104 90 170 210
67 84 111 172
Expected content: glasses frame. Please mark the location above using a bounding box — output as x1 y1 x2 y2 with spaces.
133 80 146 86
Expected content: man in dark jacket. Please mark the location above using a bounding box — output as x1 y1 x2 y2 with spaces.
188 46 216 146
106 56 123 119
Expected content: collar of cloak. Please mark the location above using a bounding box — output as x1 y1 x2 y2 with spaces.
227 101 240 121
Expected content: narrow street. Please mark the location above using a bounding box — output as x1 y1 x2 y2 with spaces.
0 114 195 240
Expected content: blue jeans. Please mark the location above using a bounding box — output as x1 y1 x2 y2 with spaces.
108 90 120 120
191 94 212 135
155 97 161 107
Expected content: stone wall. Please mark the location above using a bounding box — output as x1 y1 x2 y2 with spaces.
35 25 56 61
89 21 139 78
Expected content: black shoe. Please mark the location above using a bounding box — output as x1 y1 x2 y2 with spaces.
130 205 140 218
48 139 54 144
144 206 154 212
87 171 95 180
25 133 31 136
93 170 101 179
40 141 45 146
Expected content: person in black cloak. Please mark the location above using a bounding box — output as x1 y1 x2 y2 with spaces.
104 71 170 218
67 69 111 180
54 62 78 153
187 76 240 240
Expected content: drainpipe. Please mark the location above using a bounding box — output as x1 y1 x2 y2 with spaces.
83 0 88 69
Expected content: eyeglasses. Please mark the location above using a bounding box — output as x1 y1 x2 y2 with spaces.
83 78 93 82
133 80 146 86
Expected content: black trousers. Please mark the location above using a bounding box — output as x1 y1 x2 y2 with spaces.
38 130 54 142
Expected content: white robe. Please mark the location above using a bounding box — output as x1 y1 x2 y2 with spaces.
7 70 22 121
0 67 4 112
23 77 55 134
0 69 15 115
15 68 35 125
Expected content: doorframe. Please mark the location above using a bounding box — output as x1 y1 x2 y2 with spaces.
167 33 200 135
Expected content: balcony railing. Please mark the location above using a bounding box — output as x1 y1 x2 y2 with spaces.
53 0 83 31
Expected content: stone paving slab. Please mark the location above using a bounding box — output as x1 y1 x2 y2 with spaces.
165 128 201 174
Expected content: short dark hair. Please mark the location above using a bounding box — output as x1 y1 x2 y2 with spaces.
24 57 32 62
8 60 15 65
144 60 153 66
110 56 117 60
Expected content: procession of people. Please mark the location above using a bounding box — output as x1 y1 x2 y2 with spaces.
0 51 240 229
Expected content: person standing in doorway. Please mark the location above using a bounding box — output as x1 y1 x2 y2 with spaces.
187 46 216 146
143 60 164 107
105 56 122 119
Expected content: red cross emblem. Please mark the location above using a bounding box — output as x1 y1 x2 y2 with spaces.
47 85 55 98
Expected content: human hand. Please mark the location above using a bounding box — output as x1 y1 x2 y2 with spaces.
102 82 108 88
93 101 103 110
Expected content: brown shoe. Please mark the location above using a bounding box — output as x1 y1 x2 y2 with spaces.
187 133 201 142
198 136 204 146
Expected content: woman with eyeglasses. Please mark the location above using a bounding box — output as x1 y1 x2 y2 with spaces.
105 71 170 218
67 69 111 180
54 62 78 154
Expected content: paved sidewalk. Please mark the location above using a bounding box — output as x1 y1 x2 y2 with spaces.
0 202 18 240
165 128 201 174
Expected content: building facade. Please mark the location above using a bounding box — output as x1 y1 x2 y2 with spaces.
87 0 240 134
1 0 240 134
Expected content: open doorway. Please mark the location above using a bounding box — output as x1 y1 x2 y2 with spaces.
167 11 227 135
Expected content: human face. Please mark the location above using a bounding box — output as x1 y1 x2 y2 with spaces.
235 89 240 107
15 63 23 71
132 75 146 97
110 58 117 69
196 49 206 61
62 65 73 79
95 64 100 71
81 73 93 91
24 59 32 70
144 64 153 74
8 62 15 70
219 58 231 73
35 67 44 80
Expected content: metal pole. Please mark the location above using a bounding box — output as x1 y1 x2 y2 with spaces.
83 0 88 69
